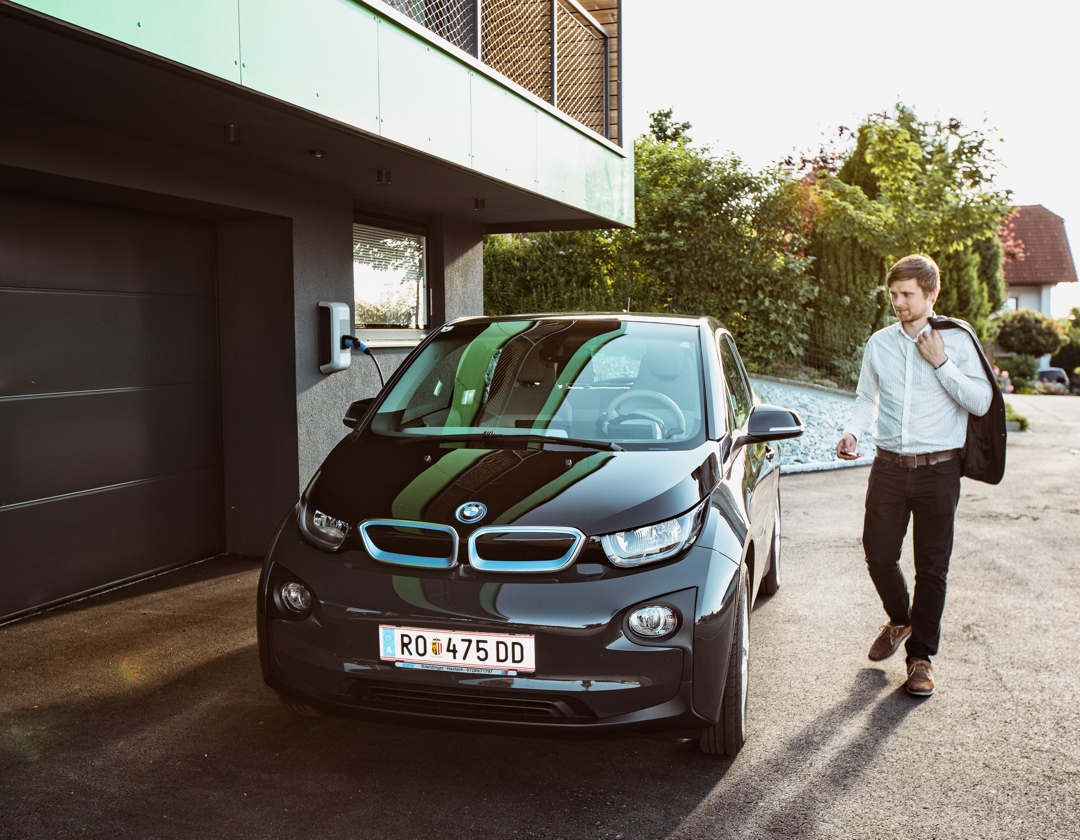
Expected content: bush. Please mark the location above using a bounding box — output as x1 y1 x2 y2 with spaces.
1004 401 1029 431
994 308 1067 357
1051 307 1080 373
1006 353 1038 380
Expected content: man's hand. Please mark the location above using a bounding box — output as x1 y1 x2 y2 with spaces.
916 328 948 370
836 433 860 461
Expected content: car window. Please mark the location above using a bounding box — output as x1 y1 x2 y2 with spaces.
717 333 752 430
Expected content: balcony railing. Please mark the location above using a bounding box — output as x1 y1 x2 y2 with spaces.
381 0 615 142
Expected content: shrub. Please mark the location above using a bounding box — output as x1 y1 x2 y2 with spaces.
1006 353 1038 380
1004 401 1029 431
994 308 1067 357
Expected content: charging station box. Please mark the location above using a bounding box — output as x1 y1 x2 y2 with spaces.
318 301 352 374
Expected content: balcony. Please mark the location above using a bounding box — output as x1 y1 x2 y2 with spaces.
380 0 620 144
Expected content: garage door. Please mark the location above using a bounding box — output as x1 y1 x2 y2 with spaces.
0 189 224 621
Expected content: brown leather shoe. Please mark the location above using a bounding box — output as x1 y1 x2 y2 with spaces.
906 658 934 696
868 622 912 661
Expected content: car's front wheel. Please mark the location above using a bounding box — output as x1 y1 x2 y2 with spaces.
699 565 748 756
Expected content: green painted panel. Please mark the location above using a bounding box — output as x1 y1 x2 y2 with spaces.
470 80 537 189
536 114 586 209
376 18 471 168
585 133 634 225
14 0 242 82
238 0 380 134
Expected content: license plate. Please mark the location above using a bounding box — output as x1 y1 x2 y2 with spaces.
379 625 535 673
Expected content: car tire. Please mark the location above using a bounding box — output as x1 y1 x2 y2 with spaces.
699 565 748 756
762 495 781 596
278 693 321 717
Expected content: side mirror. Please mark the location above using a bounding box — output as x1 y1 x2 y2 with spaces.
732 404 804 451
343 398 374 429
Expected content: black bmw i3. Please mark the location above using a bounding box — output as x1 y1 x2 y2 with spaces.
258 313 803 755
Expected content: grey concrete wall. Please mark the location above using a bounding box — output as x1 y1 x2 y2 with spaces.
293 213 487 485
217 218 300 554
1 102 489 554
0 103 416 555
438 214 486 322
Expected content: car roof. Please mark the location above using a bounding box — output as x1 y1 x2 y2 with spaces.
446 312 725 333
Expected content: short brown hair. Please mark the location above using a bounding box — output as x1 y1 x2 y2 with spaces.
886 254 940 296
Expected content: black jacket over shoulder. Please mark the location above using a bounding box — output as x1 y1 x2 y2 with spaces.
929 316 1007 484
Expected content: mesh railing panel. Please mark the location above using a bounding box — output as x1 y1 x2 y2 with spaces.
379 0 610 139
483 0 553 103
554 2 607 135
384 0 478 54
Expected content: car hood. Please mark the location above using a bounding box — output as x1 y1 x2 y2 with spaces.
307 434 721 537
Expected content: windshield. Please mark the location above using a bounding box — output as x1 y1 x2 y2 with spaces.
368 318 707 449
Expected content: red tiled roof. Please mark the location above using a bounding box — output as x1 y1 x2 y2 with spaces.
1003 205 1078 288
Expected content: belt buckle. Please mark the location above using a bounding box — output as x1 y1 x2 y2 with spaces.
900 453 918 468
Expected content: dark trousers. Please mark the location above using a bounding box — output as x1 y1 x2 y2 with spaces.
863 457 962 662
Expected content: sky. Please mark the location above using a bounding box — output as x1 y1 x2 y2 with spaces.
620 0 1080 317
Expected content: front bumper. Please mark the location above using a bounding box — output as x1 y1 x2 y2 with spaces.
257 518 740 735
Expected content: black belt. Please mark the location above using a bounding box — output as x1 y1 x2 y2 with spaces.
876 448 959 468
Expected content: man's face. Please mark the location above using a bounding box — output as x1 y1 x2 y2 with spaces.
889 277 936 325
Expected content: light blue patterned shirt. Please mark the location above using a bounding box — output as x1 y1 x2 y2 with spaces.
844 318 993 455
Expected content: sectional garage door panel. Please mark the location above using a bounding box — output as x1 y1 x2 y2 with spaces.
0 383 221 505
0 287 219 397
0 190 217 296
0 469 224 617
0 188 224 621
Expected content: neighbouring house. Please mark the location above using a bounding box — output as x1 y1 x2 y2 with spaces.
0 0 631 621
1002 205 1078 316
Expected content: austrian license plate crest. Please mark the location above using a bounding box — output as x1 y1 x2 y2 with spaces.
379 625 536 674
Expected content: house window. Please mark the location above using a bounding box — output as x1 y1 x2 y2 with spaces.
353 222 428 344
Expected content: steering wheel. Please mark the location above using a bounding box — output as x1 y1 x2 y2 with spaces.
602 390 686 438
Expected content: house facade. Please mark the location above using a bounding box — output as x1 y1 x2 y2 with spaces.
0 0 631 621
1003 204 1078 316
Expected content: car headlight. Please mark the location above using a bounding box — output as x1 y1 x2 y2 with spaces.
299 499 351 551
599 501 707 568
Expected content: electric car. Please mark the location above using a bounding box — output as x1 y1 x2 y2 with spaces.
258 313 803 755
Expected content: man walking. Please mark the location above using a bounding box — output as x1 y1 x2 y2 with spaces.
836 255 992 696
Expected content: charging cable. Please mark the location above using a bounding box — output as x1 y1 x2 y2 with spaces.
342 336 384 388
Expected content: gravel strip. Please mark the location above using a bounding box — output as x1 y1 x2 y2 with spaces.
750 377 874 473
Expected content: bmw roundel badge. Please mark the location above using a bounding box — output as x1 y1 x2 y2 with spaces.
456 502 487 523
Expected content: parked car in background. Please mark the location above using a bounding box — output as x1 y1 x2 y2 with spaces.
258 313 804 756
1037 367 1071 395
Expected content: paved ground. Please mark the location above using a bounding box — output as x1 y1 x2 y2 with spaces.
2 394 1078 839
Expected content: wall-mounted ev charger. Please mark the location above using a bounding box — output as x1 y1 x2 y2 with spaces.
317 301 386 388
318 301 352 373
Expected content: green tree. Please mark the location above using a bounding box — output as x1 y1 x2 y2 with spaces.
483 230 617 315
808 105 1014 337
648 108 693 144
1050 307 1080 375
994 308 1068 356
483 112 815 369
609 123 815 365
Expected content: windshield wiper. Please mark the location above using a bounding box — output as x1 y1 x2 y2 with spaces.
403 431 623 452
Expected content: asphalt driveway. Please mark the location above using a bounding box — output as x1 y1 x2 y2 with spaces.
2 393 1078 839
